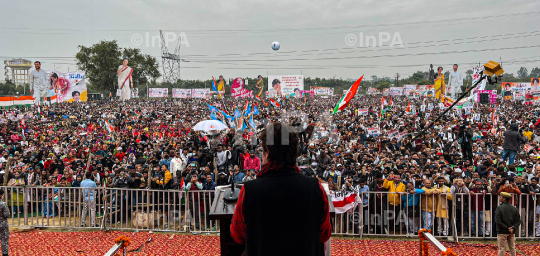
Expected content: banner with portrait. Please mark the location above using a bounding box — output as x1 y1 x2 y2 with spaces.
149 88 169 98
46 70 87 102
268 75 303 96
172 89 192 98
389 87 404 96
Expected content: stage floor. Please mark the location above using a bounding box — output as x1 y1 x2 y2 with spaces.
7 229 540 255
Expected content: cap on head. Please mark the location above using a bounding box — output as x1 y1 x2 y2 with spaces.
500 192 512 199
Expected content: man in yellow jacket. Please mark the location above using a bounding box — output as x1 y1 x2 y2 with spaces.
419 179 437 231
434 177 453 236
383 175 406 234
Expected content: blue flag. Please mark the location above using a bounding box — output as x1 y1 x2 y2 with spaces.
234 108 241 119
249 115 256 129
253 105 259 115
221 110 233 119
244 103 251 116
207 103 219 113
241 120 247 131
211 80 218 92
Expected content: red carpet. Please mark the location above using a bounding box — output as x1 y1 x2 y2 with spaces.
7 230 540 255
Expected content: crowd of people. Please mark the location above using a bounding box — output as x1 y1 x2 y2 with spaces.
0 93 539 238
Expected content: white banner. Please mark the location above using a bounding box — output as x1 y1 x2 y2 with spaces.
192 88 210 98
172 89 192 98
268 75 304 96
389 87 404 96
311 87 334 96
149 88 168 98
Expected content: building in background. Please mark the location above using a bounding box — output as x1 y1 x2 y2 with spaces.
4 59 32 86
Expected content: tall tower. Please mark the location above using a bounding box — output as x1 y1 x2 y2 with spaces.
5 59 32 85
160 30 181 83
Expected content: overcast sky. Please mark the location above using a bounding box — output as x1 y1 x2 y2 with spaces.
1 0 539 83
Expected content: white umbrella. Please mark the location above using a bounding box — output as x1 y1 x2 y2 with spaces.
193 120 228 131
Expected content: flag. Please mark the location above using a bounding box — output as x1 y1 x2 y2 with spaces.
234 108 241 119
379 97 386 120
104 119 114 133
244 102 251 116
207 103 219 113
253 105 259 115
270 98 280 108
331 191 359 214
388 96 393 106
406 102 411 112
211 76 218 92
249 115 256 129
303 98 307 106
243 99 249 112
134 110 141 117
442 95 455 108
332 75 364 114
242 120 247 131
255 95 261 101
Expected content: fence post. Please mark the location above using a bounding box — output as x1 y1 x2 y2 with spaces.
23 187 28 226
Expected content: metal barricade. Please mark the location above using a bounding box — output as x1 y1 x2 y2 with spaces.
3 185 538 239
332 190 539 239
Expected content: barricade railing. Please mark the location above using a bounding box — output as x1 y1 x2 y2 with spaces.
332 190 539 239
4 186 538 239
2 186 220 233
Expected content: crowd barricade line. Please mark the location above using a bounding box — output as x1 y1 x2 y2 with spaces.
4 186 538 239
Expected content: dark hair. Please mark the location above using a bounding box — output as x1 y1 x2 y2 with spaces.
272 79 281 86
533 78 539 84
258 75 263 79
437 66 443 71
85 172 92 179
34 61 41 64
259 122 298 166
453 64 458 67
507 177 514 182
532 177 539 182
72 91 80 97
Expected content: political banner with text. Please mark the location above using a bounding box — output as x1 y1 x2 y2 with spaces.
268 75 304 96
149 88 169 98
192 88 211 98
46 70 87 102
172 89 192 98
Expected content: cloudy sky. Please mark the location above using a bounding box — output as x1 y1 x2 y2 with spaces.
1 0 539 83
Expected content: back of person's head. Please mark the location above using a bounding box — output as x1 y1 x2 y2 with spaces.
85 172 92 179
510 123 518 131
259 122 299 166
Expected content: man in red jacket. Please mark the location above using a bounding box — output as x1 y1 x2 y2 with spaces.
243 150 260 171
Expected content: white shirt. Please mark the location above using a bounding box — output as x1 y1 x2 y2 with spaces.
30 69 49 91
448 70 463 93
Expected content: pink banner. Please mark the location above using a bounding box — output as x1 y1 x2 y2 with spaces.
231 78 253 98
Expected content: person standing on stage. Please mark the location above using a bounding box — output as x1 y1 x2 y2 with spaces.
231 122 331 255
447 64 463 99
117 58 133 101
495 192 520 256
0 189 9 256
30 61 49 106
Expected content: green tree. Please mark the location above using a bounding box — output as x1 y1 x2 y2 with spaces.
517 67 528 79
75 40 160 94
530 67 540 78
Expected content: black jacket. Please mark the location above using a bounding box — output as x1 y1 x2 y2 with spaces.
502 130 528 152
494 201 521 234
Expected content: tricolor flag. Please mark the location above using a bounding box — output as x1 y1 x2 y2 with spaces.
244 102 252 116
243 99 249 112
249 115 256 129
211 76 218 92
406 102 411 112
104 119 114 133
332 75 364 114
134 110 141 117
270 98 280 108
388 96 393 106
255 95 261 101
379 97 386 120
